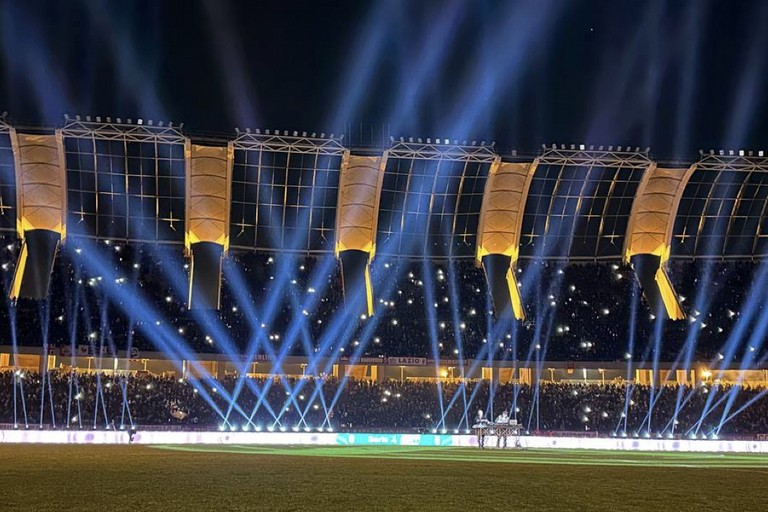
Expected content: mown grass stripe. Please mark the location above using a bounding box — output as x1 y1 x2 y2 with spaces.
151 444 768 469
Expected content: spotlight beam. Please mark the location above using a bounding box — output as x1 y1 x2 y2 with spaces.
306 277 376 423
323 248 422 417
68 243 233 423
714 264 768 433
446 253 470 429
267 254 341 424
421 258 446 428
330 0 399 129
693 262 768 432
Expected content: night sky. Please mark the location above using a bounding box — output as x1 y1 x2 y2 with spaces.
1 0 767 159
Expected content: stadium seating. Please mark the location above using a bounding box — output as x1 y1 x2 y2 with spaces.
1 370 765 436
0 235 764 362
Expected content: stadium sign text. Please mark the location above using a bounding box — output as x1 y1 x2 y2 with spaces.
340 356 385 364
387 357 428 366
59 345 139 358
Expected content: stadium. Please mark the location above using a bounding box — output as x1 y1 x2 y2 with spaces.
2 1 768 511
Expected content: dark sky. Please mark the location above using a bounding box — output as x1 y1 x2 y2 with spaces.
1 0 767 159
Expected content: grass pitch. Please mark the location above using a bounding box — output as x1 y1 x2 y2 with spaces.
1 444 766 511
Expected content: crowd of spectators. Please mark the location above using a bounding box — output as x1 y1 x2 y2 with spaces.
0 235 765 363
1 370 766 436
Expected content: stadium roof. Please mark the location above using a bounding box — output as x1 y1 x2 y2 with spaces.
1 116 767 261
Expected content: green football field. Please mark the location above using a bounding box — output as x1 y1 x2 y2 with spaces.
1 444 767 511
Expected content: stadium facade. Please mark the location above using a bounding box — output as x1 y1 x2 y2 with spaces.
2 115 767 317
2 115 768 439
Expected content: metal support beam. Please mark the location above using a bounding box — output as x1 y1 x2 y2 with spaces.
539 147 651 169
61 118 186 144
476 158 538 320
185 142 233 309
335 152 387 316
625 163 696 320
233 132 346 156
388 141 497 163
9 130 67 300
